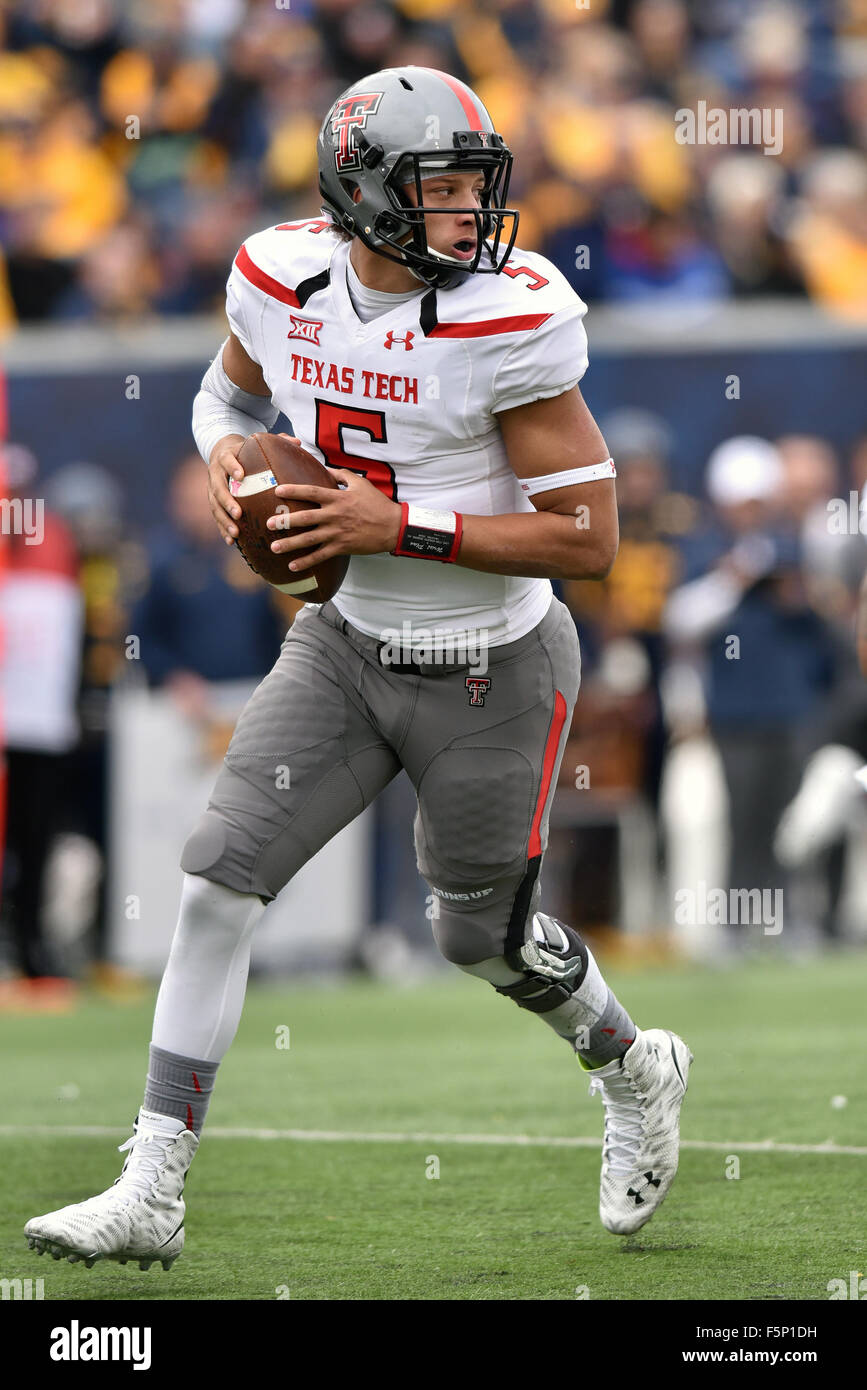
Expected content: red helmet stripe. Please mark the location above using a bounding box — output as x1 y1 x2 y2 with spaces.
429 68 486 129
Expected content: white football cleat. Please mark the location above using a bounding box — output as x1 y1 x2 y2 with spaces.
588 1028 693 1236
25 1111 198 1270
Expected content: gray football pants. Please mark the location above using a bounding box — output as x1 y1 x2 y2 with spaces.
180 596 581 965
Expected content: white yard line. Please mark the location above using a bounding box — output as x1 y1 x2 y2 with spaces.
0 1125 864 1156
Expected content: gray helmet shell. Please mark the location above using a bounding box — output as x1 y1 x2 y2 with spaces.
317 66 518 289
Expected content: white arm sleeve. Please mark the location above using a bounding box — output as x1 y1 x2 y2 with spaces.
192 339 279 465
663 569 744 643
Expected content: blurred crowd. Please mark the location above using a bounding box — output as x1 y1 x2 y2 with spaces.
1 0 867 327
558 418 867 951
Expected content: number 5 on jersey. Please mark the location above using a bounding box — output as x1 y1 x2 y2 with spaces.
314 399 397 500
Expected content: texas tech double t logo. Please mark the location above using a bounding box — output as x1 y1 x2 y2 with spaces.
331 92 383 172
466 677 491 707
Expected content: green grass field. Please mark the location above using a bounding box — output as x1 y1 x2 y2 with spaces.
1 952 865 1301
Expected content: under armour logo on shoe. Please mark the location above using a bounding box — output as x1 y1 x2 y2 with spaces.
626 1172 661 1205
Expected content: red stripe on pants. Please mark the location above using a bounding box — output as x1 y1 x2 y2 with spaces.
527 691 567 859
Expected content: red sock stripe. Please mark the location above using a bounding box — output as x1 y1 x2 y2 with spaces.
186 1104 194 1133
192 1071 201 1093
528 691 568 859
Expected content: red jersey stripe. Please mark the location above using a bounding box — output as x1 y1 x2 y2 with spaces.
430 68 486 129
528 691 568 859
235 245 300 307
428 313 551 339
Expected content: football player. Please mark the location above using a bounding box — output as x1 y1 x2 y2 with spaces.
26 67 692 1271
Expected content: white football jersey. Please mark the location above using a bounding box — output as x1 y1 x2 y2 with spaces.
225 219 589 646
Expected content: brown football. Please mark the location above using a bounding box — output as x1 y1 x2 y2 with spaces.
231 433 349 603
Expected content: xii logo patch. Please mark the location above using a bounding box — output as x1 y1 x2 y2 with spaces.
287 315 323 345
465 677 491 707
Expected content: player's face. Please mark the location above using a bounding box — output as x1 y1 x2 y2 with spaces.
400 169 487 263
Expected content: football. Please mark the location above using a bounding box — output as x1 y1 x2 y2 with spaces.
231 433 349 602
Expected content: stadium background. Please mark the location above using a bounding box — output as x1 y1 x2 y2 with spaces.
1 0 866 1304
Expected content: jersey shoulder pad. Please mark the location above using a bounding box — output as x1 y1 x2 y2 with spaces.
426 243 585 337
232 219 339 308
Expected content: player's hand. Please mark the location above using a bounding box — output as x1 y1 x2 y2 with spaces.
267 468 402 571
207 435 247 546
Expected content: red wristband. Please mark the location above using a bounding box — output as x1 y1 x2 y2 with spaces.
392 503 462 562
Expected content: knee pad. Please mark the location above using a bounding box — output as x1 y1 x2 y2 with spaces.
181 809 276 904
181 810 230 879
493 912 589 1015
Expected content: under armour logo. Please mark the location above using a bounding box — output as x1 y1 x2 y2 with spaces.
626 1172 661 1205
466 677 491 707
384 330 414 351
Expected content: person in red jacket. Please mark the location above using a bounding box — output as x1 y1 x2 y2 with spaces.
0 443 83 1002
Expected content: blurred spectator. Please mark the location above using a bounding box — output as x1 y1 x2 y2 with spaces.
43 461 129 976
564 407 698 808
56 218 161 320
0 97 128 319
786 149 867 320
628 0 690 105
848 432 867 501
770 435 867 938
0 443 82 994
664 436 838 937
128 451 295 720
775 433 863 619
556 408 699 930
706 155 804 297
602 201 729 305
